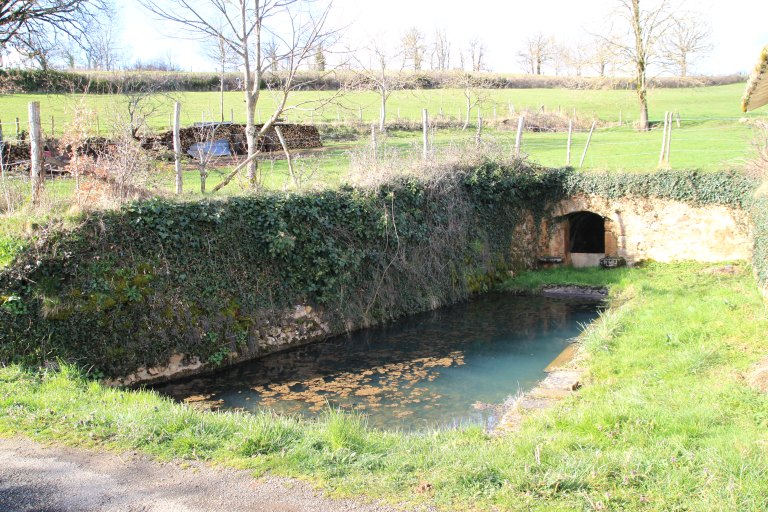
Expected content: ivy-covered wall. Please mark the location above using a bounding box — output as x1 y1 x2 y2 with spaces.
0 163 566 379
0 166 764 381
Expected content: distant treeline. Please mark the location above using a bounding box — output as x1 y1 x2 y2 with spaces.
0 68 747 94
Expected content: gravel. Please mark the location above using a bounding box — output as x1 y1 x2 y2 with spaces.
0 437 419 512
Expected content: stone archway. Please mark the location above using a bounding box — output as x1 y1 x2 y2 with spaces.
568 211 605 254
538 204 617 268
565 211 607 267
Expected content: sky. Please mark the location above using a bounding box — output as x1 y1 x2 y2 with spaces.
119 0 766 75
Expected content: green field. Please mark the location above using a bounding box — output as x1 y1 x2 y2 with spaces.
1 83 766 173
2 262 766 510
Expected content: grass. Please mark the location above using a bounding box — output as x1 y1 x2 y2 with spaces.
1 83 766 173
1 82 765 248
1 262 767 510
1 83 763 127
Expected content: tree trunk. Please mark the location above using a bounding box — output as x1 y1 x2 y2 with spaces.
462 91 470 131
200 165 207 194
244 73 259 186
379 89 386 132
632 0 649 131
220 69 225 122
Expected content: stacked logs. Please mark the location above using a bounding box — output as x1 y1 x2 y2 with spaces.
0 142 30 164
141 123 322 155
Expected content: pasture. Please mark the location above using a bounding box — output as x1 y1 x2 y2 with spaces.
0 82 764 175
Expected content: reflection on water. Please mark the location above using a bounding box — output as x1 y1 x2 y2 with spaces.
154 294 602 430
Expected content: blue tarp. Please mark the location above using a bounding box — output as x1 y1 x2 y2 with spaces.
187 139 232 158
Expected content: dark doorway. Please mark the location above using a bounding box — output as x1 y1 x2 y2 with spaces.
568 212 605 253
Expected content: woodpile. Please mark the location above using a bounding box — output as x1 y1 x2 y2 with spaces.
0 142 30 164
140 123 322 155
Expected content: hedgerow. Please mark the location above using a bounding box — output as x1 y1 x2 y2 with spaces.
0 68 747 94
0 166 764 379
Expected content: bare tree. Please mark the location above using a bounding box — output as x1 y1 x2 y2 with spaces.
314 41 326 71
566 42 591 77
467 38 485 72
350 39 407 132
203 31 238 122
12 27 60 69
140 0 335 188
590 36 619 77
102 72 176 139
449 73 489 130
605 0 672 130
661 13 711 77
264 38 280 73
518 33 554 75
86 11 122 70
401 27 425 71
1 0 107 70
552 40 570 76
432 28 450 71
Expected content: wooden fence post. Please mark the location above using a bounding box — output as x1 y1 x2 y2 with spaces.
658 111 669 167
50 116 55 137
665 112 673 166
96 115 100 135
566 119 573 166
514 115 525 155
0 122 6 184
231 108 234 123
274 125 295 186
173 102 183 195
28 102 43 205
15 117 20 141
579 121 596 167
475 108 483 147
371 123 377 159
422 108 429 160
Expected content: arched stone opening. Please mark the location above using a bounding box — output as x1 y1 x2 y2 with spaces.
566 211 606 267
568 211 605 253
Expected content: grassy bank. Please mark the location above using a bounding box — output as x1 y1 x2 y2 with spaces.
1 262 766 510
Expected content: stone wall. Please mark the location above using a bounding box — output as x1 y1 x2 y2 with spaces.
108 304 331 387
541 194 752 266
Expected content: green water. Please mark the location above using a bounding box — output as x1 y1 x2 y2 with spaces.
156 294 601 430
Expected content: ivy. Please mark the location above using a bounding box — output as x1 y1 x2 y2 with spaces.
0 165 764 378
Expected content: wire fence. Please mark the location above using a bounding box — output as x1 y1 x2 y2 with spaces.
1 101 765 181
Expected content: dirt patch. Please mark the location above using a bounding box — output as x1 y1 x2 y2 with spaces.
746 357 768 393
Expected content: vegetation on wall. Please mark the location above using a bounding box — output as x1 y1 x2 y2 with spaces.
0 165 764 379
0 161 566 377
